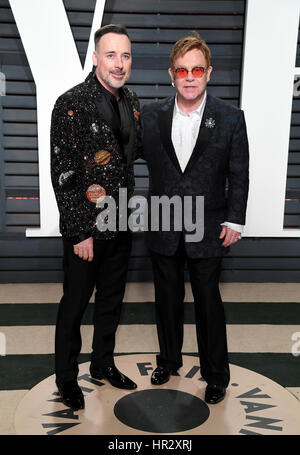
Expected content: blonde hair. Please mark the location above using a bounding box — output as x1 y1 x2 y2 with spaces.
170 32 211 68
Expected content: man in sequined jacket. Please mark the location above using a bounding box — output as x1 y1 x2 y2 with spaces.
50 24 140 410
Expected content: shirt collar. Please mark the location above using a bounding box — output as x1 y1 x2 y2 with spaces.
174 91 207 117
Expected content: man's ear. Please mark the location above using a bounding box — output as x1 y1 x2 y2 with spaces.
206 66 213 83
168 67 175 85
92 50 98 67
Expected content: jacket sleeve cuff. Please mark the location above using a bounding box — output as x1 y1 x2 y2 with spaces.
221 221 244 233
67 232 92 245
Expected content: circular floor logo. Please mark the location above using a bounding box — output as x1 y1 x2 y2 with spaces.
14 354 300 435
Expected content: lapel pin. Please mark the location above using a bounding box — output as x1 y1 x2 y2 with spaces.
205 117 215 128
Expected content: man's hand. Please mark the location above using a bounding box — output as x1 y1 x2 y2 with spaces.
73 237 94 262
219 226 241 247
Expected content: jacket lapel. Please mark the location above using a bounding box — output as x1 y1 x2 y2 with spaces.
184 94 216 175
122 90 137 167
94 96 112 126
91 76 117 134
92 77 137 167
92 78 136 166
158 97 182 175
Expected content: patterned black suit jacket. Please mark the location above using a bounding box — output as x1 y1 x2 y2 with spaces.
51 72 140 243
140 93 249 258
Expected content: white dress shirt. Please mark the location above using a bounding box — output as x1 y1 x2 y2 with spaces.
171 92 243 235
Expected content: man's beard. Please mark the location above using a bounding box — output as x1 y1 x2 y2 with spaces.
97 69 129 89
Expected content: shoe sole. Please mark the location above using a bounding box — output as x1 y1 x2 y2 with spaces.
151 376 171 386
62 401 84 411
58 394 85 410
205 395 226 404
91 374 137 390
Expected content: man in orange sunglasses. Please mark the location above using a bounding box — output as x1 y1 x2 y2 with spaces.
140 32 249 404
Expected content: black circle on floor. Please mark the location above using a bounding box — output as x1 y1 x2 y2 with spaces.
114 389 210 433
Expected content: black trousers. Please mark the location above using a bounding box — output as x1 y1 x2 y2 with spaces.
55 233 131 383
150 239 230 388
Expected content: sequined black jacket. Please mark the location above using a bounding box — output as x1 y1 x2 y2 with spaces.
51 72 140 243
140 94 249 258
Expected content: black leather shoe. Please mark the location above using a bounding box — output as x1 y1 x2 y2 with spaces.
90 365 137 390
205 384 226 404
151 366 177 385
56 380 85 410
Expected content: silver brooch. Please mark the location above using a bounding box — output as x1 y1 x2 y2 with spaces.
205 117 215 128
91 123 99 133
